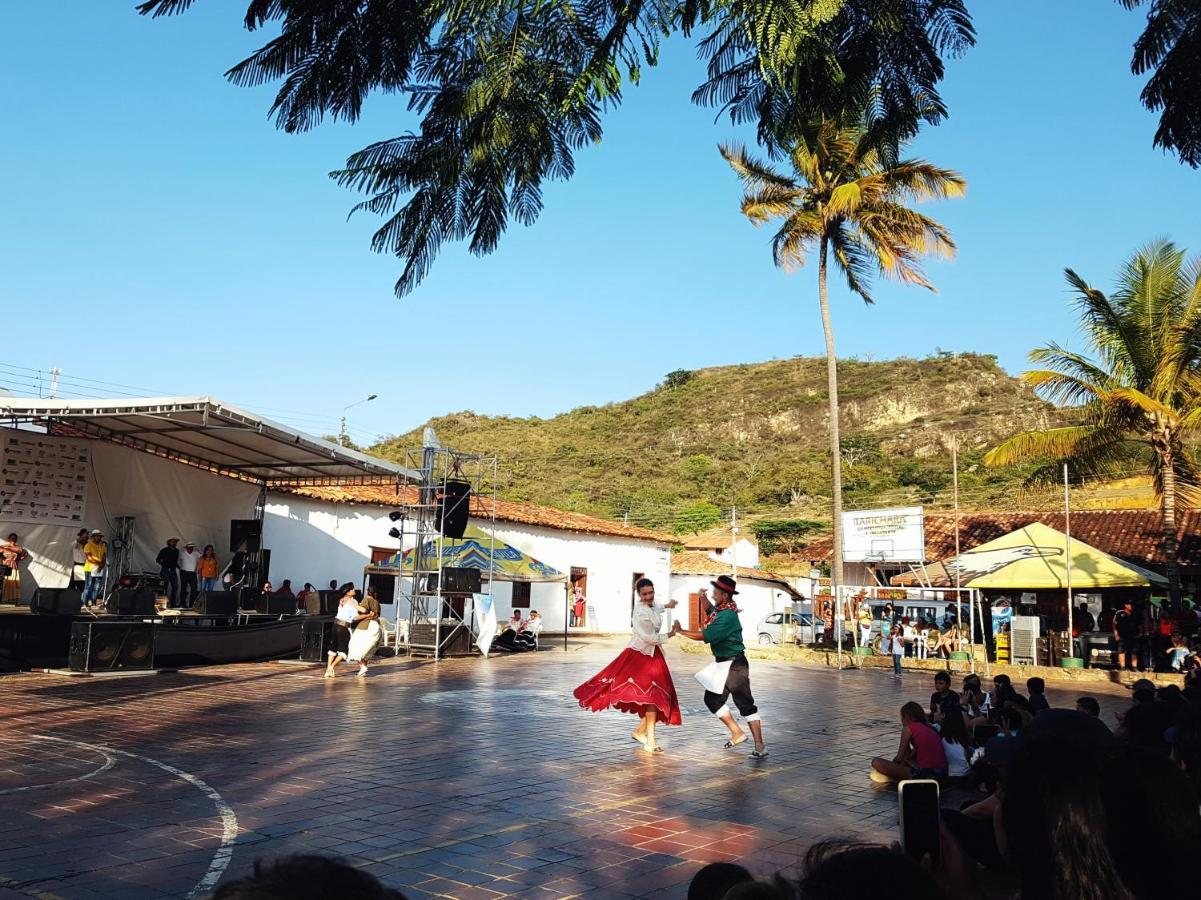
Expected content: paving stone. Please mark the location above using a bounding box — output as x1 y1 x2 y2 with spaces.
0 643 1130 898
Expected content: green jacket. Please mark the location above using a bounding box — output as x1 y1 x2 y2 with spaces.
702 608 745 658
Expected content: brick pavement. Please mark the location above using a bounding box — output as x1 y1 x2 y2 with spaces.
0 642 1131 900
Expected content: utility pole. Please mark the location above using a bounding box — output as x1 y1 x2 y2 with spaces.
49 368 61 400
729 505 738 575
1064 463 1074 661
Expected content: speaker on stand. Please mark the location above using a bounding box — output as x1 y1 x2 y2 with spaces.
436 480 472 538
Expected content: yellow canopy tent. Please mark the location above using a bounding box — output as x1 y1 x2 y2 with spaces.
892 522 1166 589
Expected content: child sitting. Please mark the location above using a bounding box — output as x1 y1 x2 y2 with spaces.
870 702 948 783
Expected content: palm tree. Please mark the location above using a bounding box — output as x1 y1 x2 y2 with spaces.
721 119 965 596
985 241 1201 606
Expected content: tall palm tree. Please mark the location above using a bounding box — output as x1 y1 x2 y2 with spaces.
721 119 965 596
985 241 1201 606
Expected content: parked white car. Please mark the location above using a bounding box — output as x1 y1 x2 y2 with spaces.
756 611 824 645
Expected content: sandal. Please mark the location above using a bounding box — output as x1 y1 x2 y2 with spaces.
749 748 769 760
723 736 748 750
640 744 664 754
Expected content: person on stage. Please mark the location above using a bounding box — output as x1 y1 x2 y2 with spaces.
324 584 359 678
672 575 768 759
69 529 89 593
178 540 202 608
82 530 107 607
0 533 29 603
156 537 181 608
573 577 682 753
197 545 221 593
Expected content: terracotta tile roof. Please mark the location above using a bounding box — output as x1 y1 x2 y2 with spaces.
679 526 758 550
671 551 802 597
798 510 1201 569
276 484 673 544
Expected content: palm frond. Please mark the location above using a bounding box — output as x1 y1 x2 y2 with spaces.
984 425 1106 467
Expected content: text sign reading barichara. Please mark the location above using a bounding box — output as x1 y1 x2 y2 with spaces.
841 506 925 563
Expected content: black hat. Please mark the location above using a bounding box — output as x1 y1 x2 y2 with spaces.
710 574 739 595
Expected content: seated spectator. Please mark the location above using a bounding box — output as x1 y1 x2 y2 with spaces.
211 854 408 899
790 840 948 900
1026 677 1050 715
991 673 1020 711
1168 632 1190 672
687 862 753 900
961 674 992 725
512 610 542 651
938 703 972 779
492 611 526 651
929 671 960 725
276 579 295 597
1076 696 1101 718
870 702 947 783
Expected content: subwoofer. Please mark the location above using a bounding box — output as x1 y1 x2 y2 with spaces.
193 590 238 616
254 592 296 615
436 480 471 538
32 587 82 616
409 621 473 656
426 566 481 595
306 590 341 616
69 621 156 672
300 618 336 662
107 588 157 617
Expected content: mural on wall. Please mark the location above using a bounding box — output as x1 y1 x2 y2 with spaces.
945 544 1062 585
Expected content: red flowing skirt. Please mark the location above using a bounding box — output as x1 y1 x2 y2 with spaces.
573 646 682 725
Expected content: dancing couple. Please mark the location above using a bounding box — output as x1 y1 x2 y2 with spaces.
573 574 767 758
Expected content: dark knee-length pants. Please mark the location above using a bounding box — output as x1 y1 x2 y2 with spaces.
703 653 759 719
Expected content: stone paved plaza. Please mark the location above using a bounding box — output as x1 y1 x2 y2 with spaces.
0 642 1129 900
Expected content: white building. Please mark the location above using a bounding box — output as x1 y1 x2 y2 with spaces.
679 526 760 568
263 486 673 634
669 550 802 639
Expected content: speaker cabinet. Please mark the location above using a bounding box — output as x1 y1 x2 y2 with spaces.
307 590 341 616
107 588 157 617
69 621 156 672
229 519 262 553
300 618 336 661
436 480 471 538
426 567 481 595
409 622 473 655
32 587 82 616
255 592 297 615
193 590 238 616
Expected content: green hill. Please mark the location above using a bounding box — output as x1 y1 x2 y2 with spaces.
371 353 1067 533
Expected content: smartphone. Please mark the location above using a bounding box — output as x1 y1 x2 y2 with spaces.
898 779 941 866
973 723 1000 745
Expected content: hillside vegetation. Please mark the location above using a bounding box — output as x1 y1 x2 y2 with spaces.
371 353 1069 533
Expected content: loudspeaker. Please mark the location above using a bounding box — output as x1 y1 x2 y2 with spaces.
307 590 341 616
193 590 237 616
107 588 157 617
409 622 473 655
436 480 471 539
300 618 336 662
229 519 262 553
69 621 156 672
32 587 82 616
254 592 296 615
426 566 481 595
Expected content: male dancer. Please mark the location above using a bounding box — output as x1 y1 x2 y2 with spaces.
673 575 767 759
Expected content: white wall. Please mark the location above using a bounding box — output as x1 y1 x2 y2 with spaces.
668 573 795 640
1 429 259 600
262 494 672 633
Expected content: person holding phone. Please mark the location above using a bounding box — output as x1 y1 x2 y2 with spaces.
871 702 947 783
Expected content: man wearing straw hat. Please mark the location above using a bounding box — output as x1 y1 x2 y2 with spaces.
673 574 768 759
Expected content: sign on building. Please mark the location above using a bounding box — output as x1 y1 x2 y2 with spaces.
841 506 925 562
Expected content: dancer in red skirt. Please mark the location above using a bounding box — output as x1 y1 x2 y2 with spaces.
573 577 682 753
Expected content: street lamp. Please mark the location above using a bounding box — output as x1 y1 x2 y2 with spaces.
340 394 378 447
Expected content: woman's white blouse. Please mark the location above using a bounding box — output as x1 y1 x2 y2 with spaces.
628 602 667 656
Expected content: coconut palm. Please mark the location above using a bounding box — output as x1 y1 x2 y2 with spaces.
721 119 965 595
985 241 1201 606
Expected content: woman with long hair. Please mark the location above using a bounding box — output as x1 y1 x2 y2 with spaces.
573 578 682 753
324 584 359 678
197 545 221 593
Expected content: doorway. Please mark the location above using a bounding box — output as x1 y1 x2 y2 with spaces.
570 567 588 628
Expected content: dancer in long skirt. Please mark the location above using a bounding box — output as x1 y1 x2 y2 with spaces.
573 577 682 753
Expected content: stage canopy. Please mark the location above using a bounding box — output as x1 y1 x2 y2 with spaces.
0 396 414 486
371 525 566 583
891 522 1168 590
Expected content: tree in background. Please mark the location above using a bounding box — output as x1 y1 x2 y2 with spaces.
721 118 965 597
137 1 973 295
751 519 825 558
985 240 1201 606
1121 0 1201 167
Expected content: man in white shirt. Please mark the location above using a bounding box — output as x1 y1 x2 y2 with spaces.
178 540 203 609
70 529 89 592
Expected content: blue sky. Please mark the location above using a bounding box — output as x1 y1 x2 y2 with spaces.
2 1 1199 446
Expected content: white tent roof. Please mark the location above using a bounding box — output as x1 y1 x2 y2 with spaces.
0 396 415 486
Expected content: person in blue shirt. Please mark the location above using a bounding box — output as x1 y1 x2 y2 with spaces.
673 574 768 759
